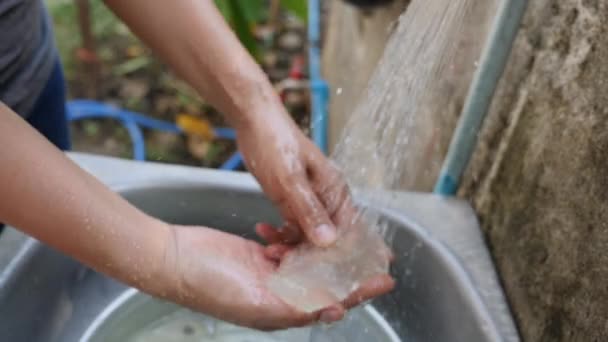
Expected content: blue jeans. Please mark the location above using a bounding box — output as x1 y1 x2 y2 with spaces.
0 59 70 235
26 60 71 150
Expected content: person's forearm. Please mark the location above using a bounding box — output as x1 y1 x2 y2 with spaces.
0 103 171 296
103 0 285 131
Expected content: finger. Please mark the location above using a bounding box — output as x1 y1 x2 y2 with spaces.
260 301 318 330
255 223 281 244
317 305 345 323
255 222 301 245
276 222 303 244
342 275 395 310
307 152 349 214
273 202 305 244
253 309 315 331
281 172 337 247
285 311 318 329
264 244 292 261
305 150 359 227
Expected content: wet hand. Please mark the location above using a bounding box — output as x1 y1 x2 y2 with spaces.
161 225 394 331
236 114 354 247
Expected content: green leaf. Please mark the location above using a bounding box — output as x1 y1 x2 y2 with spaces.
234 0 265 23
113 55 151 76
205 142 223 165
83 121 100 137
214 0 233 25
227 0 260 60
280 0 308 21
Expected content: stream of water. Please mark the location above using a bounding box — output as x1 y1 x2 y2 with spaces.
332 0 498 190
269 0 499 320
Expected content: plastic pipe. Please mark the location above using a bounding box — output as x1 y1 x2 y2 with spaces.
434 0 529 196
67 101 150 160
220 152 243 171
308 0 330 154
66 100 242 169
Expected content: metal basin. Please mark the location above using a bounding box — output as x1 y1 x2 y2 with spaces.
0 153 519 342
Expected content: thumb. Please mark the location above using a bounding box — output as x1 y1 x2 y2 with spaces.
283 175 337 247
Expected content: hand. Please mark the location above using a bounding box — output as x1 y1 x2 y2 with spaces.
236 110 354 247
161 224 394 331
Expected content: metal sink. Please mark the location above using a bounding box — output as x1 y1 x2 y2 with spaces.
0 153 519 342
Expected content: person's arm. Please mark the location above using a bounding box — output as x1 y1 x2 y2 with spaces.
0 103 170 297
103 0 346 247
0 104 393 329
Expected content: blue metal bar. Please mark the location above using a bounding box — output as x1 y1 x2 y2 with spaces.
434 0 529 196
308 0 329 154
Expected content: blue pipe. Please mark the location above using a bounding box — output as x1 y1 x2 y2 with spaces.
69 100 180 132
66 100 242 170
308 0 329 154
219 153 242 170
221 152 243 171
66 4 329 166
434 0 529 196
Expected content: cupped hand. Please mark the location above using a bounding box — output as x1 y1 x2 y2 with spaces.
236 112 354 247
161 224 394 331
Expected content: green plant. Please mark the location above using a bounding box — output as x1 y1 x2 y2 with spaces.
214 0 307 59
214 0 265 59
280 0 308 21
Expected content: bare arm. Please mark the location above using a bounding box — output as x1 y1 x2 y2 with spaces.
0 104 393 330
0 103 170 297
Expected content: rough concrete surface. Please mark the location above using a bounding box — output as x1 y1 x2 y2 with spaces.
323 0 608 341
461 1 608 341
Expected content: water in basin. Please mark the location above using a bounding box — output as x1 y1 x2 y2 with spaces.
81 289 401 342
128 309 309 342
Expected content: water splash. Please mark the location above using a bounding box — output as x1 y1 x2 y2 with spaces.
269 0 499 320
127 309 309 342
124 306 398 342
268 214 390 312
332 0 498 191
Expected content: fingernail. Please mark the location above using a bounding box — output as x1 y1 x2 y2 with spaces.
315 224 337 246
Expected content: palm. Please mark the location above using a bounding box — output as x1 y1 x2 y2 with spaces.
167 225 394 331
169 226 311 330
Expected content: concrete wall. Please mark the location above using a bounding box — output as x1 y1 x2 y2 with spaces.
323 0 608 340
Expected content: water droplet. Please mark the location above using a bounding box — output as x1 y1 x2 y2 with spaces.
204 319 216 336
